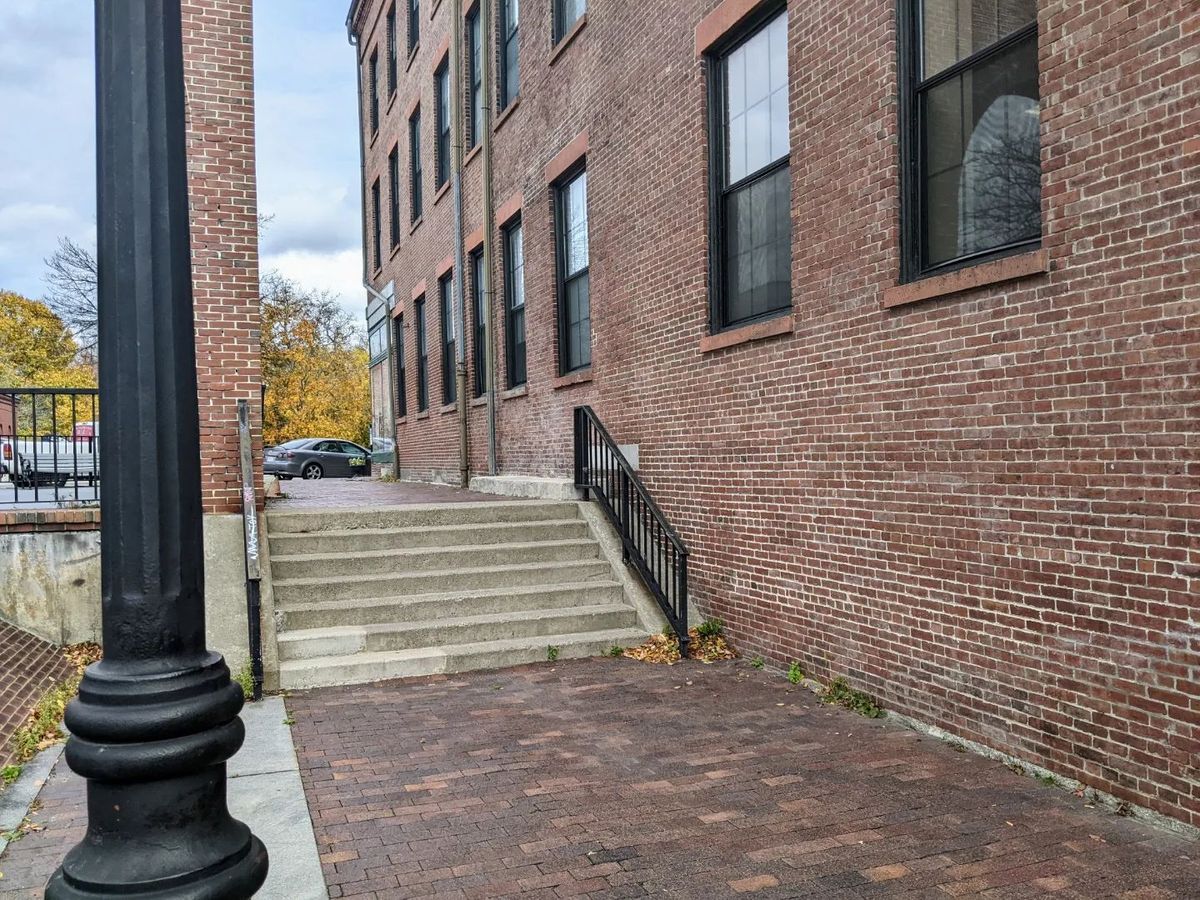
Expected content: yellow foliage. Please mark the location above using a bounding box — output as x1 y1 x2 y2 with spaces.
0 292 97 432
261 277 370 447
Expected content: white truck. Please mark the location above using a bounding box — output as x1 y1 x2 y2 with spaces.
0 433 98 487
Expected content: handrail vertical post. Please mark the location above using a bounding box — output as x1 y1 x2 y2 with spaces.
678 551 689 656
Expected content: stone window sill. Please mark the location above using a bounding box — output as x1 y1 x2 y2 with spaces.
406 44 419 74
700 314 793 353
440 402 457 415
501 385 528 400
464 143 481 168
550 15 587 65
433 180 451 207
416 410 431 420
882 249 1049 309
552 369 592 390
494 96 520 134
470 395 487 408
409 216 423 235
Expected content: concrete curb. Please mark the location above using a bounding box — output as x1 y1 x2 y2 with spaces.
0 743 64 856
231 696 327 900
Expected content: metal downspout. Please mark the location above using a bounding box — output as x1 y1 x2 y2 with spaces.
451 0 469 487
480 0 498 475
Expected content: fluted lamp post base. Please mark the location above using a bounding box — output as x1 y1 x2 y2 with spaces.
46 656 268 899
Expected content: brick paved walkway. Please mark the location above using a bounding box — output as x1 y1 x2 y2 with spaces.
269 478 512 509
288 659 1200 899
0 622 74 768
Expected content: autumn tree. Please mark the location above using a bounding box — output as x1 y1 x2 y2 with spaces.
0 291 98 433
261 273 369 447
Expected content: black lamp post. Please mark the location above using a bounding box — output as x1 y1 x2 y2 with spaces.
46 1 269 897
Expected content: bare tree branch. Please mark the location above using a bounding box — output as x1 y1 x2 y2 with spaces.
42 237 98 354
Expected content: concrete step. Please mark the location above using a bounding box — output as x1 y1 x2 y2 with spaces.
267 518 591 556
266 501 580 535
269 539 600 581
271 559 614 604
279 581 625 630
279 627 650 690
277 604 640 661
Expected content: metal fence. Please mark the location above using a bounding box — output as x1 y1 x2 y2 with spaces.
0 387 100 506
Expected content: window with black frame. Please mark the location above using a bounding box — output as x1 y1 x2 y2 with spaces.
408 0 420 54
409 108 423 222
415 295 429 411
467 9 483 149
904 0 1040 278
471 250 486 397
370 179 382 271
435 61 450 189
388 146 400 247
386 4 398 95
499 0 519 110
709 6 791 332
554 0 585 42
394 315 407 418
555 171 589 374
503 218 526 387
368 49 380 135
439 274 456 405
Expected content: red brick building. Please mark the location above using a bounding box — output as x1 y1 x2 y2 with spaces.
183 0 264 515
349 0 1199 829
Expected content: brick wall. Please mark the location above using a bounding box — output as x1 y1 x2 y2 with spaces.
352 0 1200 828
182 0 263 514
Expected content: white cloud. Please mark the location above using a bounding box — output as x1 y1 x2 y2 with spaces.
0 0 364 310
262 248 367 324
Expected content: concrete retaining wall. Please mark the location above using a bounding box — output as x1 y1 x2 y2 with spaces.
0 514 278 690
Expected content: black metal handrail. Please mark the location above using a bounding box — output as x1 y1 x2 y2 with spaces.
573 406 689 654
0 387 100 506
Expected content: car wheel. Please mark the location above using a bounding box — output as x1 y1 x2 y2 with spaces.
302 463 323 480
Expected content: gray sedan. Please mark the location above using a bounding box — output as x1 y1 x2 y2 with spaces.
264 439 371 480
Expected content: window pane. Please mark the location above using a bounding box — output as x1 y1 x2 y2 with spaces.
558 0 585 37
564 172 588 275
922 0 1037 78
725 10 788 184
921 31 1040 266
510 224 525 308
723 165 791 325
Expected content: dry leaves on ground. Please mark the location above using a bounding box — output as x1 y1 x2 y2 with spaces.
622 629 737 665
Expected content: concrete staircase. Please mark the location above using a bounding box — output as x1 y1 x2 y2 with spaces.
266 501 651 689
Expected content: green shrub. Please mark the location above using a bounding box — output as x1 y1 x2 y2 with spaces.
751 656 765 670
786 662 804 684
547 645 560 662
696 618 723 638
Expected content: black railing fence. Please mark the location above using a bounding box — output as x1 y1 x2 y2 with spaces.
573 406 689 653
0 387 100 506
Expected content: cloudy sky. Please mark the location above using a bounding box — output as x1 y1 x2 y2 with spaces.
0 0 365 320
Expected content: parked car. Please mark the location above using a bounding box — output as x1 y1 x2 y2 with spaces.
0 435 97 487
264 438 371 480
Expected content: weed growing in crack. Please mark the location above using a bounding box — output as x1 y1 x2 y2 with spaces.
821 677 883 718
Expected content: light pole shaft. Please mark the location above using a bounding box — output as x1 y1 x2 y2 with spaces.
47 2 268 897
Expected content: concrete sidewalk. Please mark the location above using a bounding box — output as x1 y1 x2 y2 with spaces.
0 696 325 899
